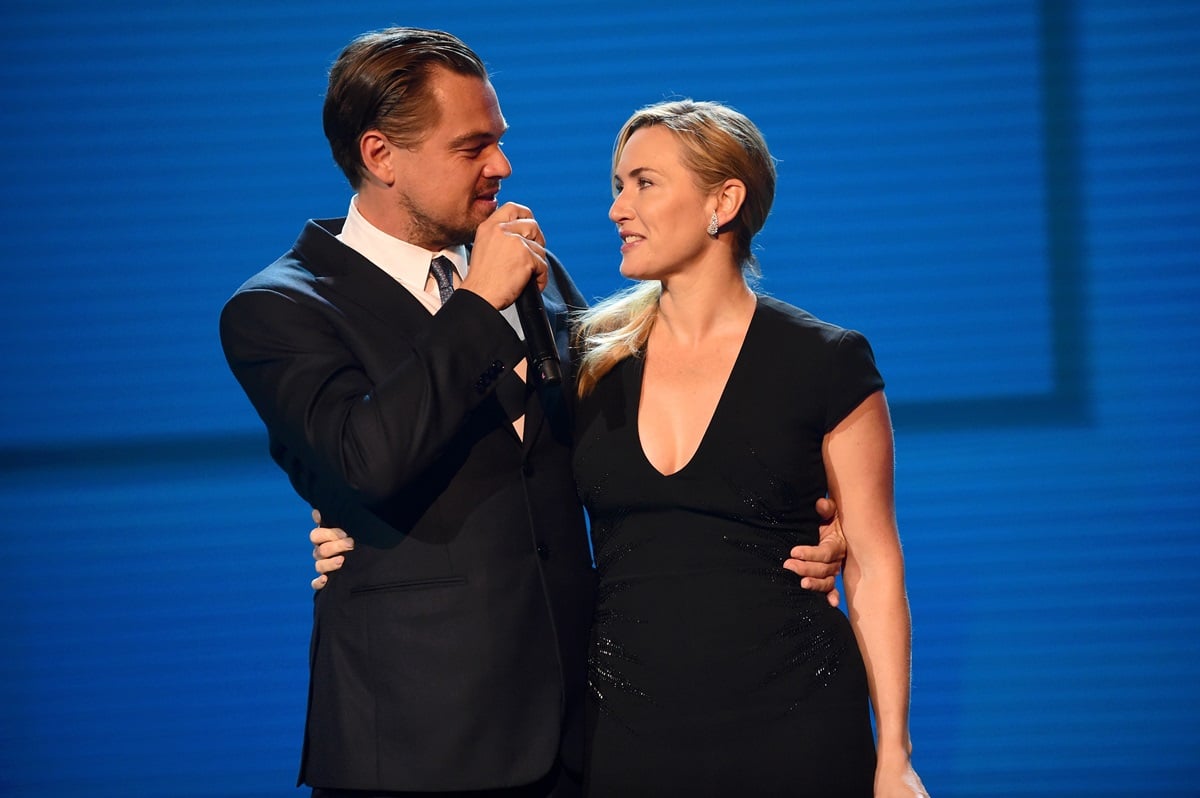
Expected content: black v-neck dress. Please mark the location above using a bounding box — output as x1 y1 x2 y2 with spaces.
572 296 884 796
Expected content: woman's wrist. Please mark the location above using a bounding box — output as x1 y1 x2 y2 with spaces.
875 737 914 763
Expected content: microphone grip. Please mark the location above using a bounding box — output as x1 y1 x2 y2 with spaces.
515 279 563 387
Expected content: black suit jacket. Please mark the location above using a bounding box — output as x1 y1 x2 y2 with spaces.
219 219 595 792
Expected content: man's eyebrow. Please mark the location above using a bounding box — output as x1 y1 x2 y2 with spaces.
448 127 508 148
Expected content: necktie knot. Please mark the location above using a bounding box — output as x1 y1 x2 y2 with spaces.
429 256 456 305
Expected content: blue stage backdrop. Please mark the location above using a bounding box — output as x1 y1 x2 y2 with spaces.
1 1 1197 795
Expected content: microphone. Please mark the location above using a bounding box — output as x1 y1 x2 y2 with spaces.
514 278 563 387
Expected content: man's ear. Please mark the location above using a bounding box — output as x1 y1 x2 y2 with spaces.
358 130 394 187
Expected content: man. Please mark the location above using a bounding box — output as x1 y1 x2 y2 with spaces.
221 27 845 797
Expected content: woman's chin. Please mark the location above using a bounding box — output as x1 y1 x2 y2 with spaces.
619 260 652 281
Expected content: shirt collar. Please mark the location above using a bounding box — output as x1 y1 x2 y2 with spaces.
337 196 469 287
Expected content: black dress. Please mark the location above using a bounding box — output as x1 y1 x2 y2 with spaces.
573 296 884 797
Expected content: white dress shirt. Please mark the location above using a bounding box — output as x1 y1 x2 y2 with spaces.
337 197 524 337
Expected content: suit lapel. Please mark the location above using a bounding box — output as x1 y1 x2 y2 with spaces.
298 218 433 338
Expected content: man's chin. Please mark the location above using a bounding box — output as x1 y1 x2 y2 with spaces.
457 210 494 241
435 219 480 248
473 198 499 221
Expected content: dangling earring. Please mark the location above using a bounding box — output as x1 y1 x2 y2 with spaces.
707 212 719 237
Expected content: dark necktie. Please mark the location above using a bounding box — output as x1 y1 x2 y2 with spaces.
429 256 456 305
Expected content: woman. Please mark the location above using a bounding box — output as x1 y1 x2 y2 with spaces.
314 100 926 796
568 100 925 796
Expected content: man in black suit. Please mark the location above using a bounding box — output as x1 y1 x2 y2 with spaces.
221 27 595 796
222 26 845 797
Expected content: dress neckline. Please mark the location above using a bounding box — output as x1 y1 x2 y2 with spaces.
634 297 761 478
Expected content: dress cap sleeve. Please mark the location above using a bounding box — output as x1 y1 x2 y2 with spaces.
824 329 884 432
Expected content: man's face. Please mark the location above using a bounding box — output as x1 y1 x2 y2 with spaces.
389 69 511 251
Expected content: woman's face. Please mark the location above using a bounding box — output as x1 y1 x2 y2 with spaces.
608 125 714 281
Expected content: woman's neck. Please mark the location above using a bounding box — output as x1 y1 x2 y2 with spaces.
655 266 756 347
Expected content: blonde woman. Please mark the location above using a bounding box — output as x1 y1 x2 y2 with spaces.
570 100 926 796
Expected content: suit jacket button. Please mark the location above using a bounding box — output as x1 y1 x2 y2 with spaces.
536 543 550 560
522 461 533 476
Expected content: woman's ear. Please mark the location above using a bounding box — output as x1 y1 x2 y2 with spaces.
714 179 747 227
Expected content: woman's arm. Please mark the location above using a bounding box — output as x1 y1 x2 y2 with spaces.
823 390 928 797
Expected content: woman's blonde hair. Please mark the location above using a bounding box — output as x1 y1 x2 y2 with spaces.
574 99 776 397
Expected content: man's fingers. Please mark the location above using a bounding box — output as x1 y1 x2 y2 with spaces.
814 496 836 521
491 202 546 243
500 218 546 246
788 543 842 565
799 574 836 593
819 585 841 608
783 555 841 578
311 574 328 591
495 201 534 221
782 561 841 607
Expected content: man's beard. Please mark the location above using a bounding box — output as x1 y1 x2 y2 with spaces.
397 184 497 251
401 203 477 250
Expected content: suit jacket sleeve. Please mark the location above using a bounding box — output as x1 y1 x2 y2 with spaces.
220 280 527 507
